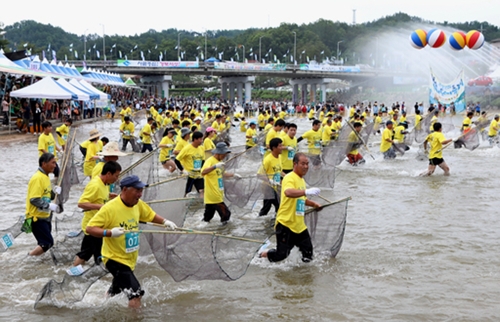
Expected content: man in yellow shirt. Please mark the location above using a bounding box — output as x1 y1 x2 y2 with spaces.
245 121 258 150
380 121 396 159
265 119 285 154
140 117 156 153
84 129 102 178
55 118 72 151
74 161 121 267
258 138 284 217
239 117 247 132
322 118 334 146
92 141 127 179
421 122 453 176
86 175 177 309
25 153 62 256
488 115 500 145
280 123 298 173
258 111 266 131
176 131 206 198
38 121 62 180
346 122 365 165
158 128 177 173
119 116 135 152
201 142 238 225
297 120 322 166
461 112 474 134
260 152 321 262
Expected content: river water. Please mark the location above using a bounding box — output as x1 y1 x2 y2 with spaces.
1 114 500 321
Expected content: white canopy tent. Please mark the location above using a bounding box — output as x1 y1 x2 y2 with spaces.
57 78 93 101
10 77 77 99
72 79 110 100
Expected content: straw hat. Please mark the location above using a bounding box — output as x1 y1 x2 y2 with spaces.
89 129 101 140
98 141 128 156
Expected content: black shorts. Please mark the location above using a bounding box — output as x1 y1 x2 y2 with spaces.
203 203 231 222
105 259 144 300
185 177 204 194
429 157 444 166
161 159 171 165
267 223 313 263
76 233 103 263
282 169 293 174
31 218 53 252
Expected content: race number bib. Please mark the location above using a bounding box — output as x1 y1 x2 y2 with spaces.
259 146 266 155
273 173 280 184
63 134 68 140
252 137 257 144
218 178 224 191
0 233 14 249
125 232 140 253
314 141 321 149
288 149 295 160
48 145 55 154
296 199 305 216
193 159 202 171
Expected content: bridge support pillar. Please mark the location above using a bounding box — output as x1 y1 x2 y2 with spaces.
245 81 252 104
221 82 228 101
310 84 317 103
219 76 255 106
141 75 172 99
292 84 299 105
289 78 334 105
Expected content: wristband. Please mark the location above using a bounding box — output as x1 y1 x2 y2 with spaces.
103 229 107 237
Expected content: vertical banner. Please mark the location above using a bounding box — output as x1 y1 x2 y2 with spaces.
429 69 466 113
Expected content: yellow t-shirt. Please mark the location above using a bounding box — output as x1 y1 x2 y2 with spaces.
38 133 57 158
211 120 221 132
258 153 282 186
430 116 438 132
91 161 104 179
322 124 333 145
301 129 322 155
84 141 99 176
162 117 172 128
120 122 135 139
201 156 225 204
279 111 286 120
380 128 393 153
319 111 325 121
258 114 266 127
393 125 405 143
56 124 70 146
246 128 258 147
174 138 189 153
275 171 307 234
308 109 315 119
80 140 90 149
79 176 109 233
25 169 52 220
176 144 205 178
87 197 155 270
141 123 152 144
240 120 247 132
426 131 446 159
462 117 472 133
280 135 297 170
265 128 281 147
347 131 360 155
488 119 499 137
415 115 422 129
159 136 175 162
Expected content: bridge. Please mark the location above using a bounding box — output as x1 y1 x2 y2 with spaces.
74 60 420 105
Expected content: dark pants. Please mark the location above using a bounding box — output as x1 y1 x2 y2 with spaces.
2 111 8 125
33 115 41 133
141 143 153 153
267 222 313 263
259 190 279 216
32 218 53 252
105 259 144 300
203 203 231 222
122 138 130 151
76 233 103 264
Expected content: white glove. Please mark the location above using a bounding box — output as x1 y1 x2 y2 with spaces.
287 146 295 151
269 179 277 186
182 170 189 175
233 173 242 179
110 227 125 238
305 188 321 197
166 144 173 148
48 203 61 213
214 162 225 169
53 186 62 195
163 219 177 230
452 137 458 142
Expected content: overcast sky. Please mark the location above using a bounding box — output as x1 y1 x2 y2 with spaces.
1 0 499 36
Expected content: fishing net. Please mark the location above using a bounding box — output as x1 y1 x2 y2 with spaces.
114 148 161 193
34 263 109 309
50 210 84 265
454 128 480 151
303 154 336 188
141 223 265 282
304 197 350 258
0 215 25 252
322 125 351 167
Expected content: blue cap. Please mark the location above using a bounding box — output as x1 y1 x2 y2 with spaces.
249 120 257 125
120 175 148 189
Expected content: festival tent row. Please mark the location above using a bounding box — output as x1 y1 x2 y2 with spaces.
9 76 109 100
